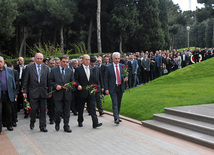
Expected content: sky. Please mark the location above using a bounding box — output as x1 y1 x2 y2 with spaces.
172 0 204 11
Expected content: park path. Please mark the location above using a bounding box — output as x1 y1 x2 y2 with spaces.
0 109 214 155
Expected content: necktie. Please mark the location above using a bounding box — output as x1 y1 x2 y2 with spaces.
38 65 41 83
116 65 121 85
62 68 65 81
86 66 89 81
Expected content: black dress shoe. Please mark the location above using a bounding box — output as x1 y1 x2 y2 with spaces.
30 123 34 130
12 122 17 127
55 124 60 131
73 112 78 116
50 120 54 125
7 126 13 131
24 114 28 118
99 112 104 116
115 119 119 124
40 128 48 132
119 119 122 122
78 123 83 127
64 128 72 133
93 123 102 128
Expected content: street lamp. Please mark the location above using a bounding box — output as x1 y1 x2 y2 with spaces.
186 26 190 49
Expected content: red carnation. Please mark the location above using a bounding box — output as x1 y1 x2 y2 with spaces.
95 89 98 93
73 81 77 86
122 66 124 69
29 107 31 110
92 84 97 88
125 65 128 68
24 100 26 103
103 100 105 103
46 109 49 112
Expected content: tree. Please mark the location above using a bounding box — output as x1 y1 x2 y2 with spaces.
109 0 140 53
159 0 170 49
167 0 186 50
97 0 102 53
0 0 18 50
196 0 214 46
47 0 77 54
134 0 165 51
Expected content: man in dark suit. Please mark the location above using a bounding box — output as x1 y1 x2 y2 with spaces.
5 62 19 127
22 53 50 132
154 51 162 78
181 50 189 68
0 56 17 133
69 59 78 115
91 56 104 116
141 53 150 83
50 55 74 133
14 57 26 112
47 58 55 124
104 52 128 124
75 55 102 128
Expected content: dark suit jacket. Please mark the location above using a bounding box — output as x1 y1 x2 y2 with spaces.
104 63 125 94
93 66 104 92
13 69 19 91
75 65 97 98
49 66 74 101
22 63 50 99
141 58 150 71
0 67 17 102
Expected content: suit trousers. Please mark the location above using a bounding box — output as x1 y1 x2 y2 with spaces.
110 85 123 120
29 97 47 129
54 98 70 128
77 94 98 126
95 91 103 114
0 92 12 131
47 96 55 122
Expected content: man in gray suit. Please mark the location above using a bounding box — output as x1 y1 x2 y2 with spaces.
22 53 50 132
141 53 150 83
0 56 17 133
50 55 74 133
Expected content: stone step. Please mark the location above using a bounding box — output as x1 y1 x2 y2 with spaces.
142 120 214 149
153 113 214 136
165 105 214 124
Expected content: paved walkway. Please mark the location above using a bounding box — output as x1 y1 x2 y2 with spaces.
0 110 214 155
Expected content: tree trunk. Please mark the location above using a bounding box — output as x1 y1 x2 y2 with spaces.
97 0 102 53
53 29 57 48
119 34 123 53
60 25 64 54
19 26 28 57
87 18 93 54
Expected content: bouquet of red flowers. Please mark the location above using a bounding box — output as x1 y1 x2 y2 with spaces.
122 65 129 77
24 98 32 114
49 81 77 95
64 81 78 90
86 84 98 95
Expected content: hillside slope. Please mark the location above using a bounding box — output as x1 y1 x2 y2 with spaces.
102 58 214 120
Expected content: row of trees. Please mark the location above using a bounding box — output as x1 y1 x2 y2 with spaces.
0 0 212 58
174 0 214 49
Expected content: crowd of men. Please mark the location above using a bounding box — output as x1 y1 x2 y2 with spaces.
0 47 213 134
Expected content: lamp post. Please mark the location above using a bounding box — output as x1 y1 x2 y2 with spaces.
186 26 190 49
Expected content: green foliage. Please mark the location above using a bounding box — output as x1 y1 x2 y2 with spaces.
0 0 18 41
103 58 214 120
28 43 63 58
70 42 87 54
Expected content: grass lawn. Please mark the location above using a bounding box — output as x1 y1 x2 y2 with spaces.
102 57 214 121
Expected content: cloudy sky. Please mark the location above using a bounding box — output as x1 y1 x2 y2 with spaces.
172 0 204 11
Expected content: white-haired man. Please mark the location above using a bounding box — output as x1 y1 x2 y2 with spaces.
104 52 128 124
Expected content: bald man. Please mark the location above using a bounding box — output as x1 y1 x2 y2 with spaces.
22 53 50 132
75 55 102 128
